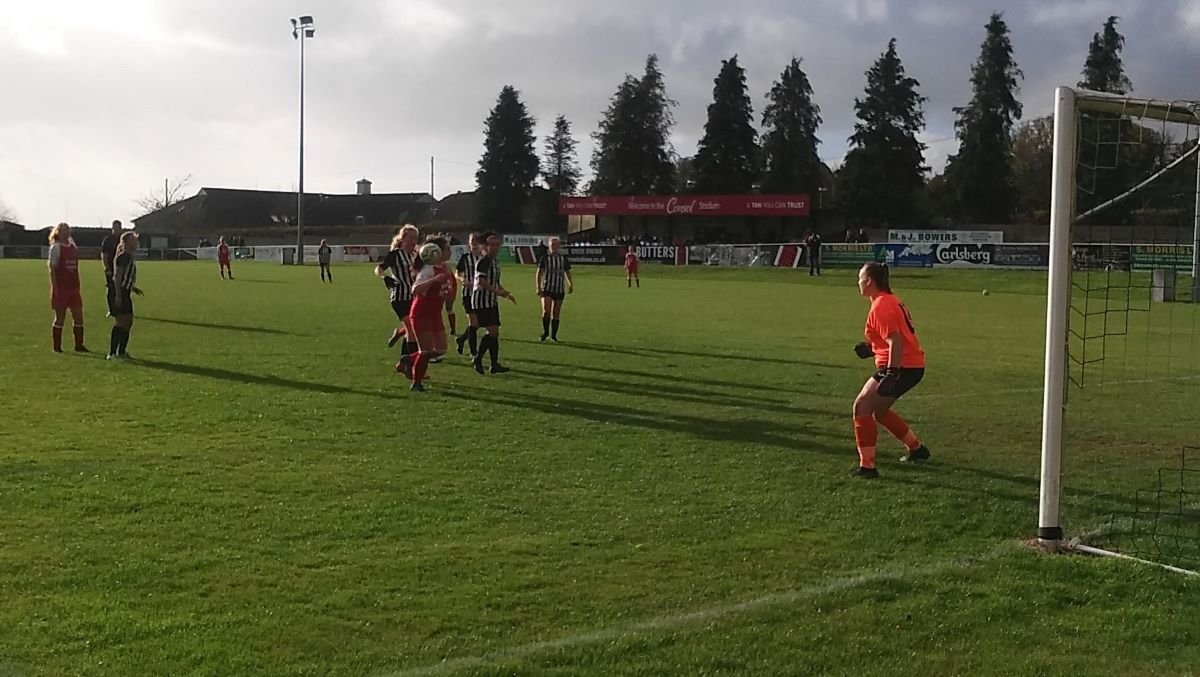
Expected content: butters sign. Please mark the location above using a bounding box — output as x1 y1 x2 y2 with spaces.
559 194 810 217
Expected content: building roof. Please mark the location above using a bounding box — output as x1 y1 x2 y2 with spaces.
133 187 435 232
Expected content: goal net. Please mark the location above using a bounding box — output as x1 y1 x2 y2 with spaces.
1039 87 1200 573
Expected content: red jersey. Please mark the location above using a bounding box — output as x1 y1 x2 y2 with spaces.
217 243 231 262
864 293 925 369
410 264 453 318
49 242 81 292
625 252 639 270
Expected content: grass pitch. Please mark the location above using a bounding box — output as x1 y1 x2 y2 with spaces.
1 259 1199 676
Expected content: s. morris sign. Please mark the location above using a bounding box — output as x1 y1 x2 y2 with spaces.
559 194 810 217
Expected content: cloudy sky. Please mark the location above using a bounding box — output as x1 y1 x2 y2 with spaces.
1 0 1198 227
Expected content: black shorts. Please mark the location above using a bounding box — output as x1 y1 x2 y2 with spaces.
107 288 134 316
540 291 565 302
461 296 474 314
391 299 411 321
873 367 925 399
475 306 501 328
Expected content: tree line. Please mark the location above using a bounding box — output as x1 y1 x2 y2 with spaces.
477 14 1181 229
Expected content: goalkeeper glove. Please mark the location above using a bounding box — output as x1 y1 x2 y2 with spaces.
383 277 396 290
854 342 873 360
876 367 902 398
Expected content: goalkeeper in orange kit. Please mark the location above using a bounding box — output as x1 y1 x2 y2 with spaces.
849 262 931 479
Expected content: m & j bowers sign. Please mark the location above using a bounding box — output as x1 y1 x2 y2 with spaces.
889 230 1005 244
559 194 810 217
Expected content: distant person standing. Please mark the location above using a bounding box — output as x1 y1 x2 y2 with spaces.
536 237 573 342
625 246 640 288
100 220 122 317
857 228 870 243
217 237 233 280
318 239 333 283
805 230 823 277
534 239 548 264
47 223 88 353
472 232 515 375
845 228 856 244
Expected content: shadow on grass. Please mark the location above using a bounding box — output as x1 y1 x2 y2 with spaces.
438 385 847 455
133 359 373 397
139 317 302 336
510 338 847 370
887 460 1148 514
516 363 797 410
130 358 846 454
531 358 823 397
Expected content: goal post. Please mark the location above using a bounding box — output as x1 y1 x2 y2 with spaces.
1038 87 1200 569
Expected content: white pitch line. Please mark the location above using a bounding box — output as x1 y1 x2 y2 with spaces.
381 545 1013 677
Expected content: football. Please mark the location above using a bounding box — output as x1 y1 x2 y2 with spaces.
418 242 442 265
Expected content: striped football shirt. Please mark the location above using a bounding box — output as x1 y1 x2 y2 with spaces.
472 255 500 310
537 253 571 294
383 247 416 302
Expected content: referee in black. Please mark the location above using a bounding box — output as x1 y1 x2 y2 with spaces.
455 232 481 358
100 220 122 315
805 229 823 276
376 225 419 374
472 231 515 375
536 237 573 342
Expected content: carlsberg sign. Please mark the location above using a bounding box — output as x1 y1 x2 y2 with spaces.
935 244 994 266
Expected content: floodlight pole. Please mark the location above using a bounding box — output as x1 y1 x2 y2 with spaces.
1192 144 1200 300
292 16 315 265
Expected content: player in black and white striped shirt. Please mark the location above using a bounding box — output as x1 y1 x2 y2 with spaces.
454 232 482 358
536 237 573 342
107 232 144 360
472 231 515 374
375 224 419 373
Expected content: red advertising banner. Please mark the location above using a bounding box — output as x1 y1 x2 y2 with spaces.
559 194 810 217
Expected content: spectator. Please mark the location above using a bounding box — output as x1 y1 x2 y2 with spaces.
845 229 856 243
857 228 869 243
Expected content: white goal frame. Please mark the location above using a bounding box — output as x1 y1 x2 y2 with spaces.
1038 87 1200 552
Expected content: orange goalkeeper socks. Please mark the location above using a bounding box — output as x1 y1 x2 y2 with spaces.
853 416 878 469
876 409 922 452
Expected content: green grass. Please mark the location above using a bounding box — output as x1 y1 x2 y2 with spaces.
1 260 1199 676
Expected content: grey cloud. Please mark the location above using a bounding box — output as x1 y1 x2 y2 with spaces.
1 0 1197 227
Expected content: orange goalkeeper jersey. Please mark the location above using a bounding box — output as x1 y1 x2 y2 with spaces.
865 293 925 369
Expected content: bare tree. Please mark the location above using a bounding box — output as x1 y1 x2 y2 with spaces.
136 175 193 215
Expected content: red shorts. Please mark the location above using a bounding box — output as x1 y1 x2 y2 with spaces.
626 265 639 274
218 258 231 266
51 289 83 311
410 310 445 338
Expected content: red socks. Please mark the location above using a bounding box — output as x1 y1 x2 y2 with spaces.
412 352 430 385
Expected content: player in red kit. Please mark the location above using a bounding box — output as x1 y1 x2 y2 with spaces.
625 246 640 288
849 262 930 479
217 236 233 280
407 237 454 392
47 222 88 353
